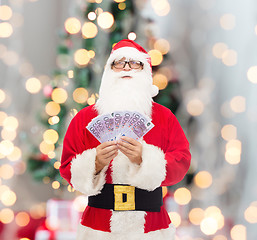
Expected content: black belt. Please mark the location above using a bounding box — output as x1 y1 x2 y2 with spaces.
88 184 163 212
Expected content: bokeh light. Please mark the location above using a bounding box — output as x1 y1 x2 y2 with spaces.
88 12 96 21
74 49 90 66
230 224 246 240
0 22 13 38
1 128 17 141
0 164 14 179
64 17 81 34
221 124 237 141
68 70 74 78
212 42 228 59
118 2 126 10
43 129 59 144
148 49 163 66
189 208 205 225
0 208 14 224
154 39 170 55
73 88 89 103
52 181 60 189
151 0 171 16
200 217 218 235
3 116 19 131
7 146 22 161
174 187 191 205
97 12 114 29
128 32 136 41
88 50 95 58
153 73 168 90
95 7 103 15
25 77 42 94
45 101 61 116
213 235 227 240
54 161 61 169
67 185 75 192
244 205 257 223
48 116 60 125
72 195 88 212
51 88 68 104
247 66 257 84
0 89 6 104
29 204 46 219
225 139 241 165
0 140 14 156
39 141 55 155
220 14 236 30
15 212 30 227
162 186 168 198
3 50 19 66
168 212 181 227
87 94 96 105
1 189 17 206
230 96 246 113
0 111 7 126
82 22 98 39
222 49 237 66
194 171 212 189
204 206 224 230
0 5 13 20
48 151 56 159
14 161 26 175
186 99 204 116
0 185 10 197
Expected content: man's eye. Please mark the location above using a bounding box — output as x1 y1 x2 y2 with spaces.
116 61 124 65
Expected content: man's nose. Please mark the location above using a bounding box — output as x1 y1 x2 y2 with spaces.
123 62 132 71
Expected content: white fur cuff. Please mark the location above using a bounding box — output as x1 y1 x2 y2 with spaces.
70 148 107 196
128 141 166 191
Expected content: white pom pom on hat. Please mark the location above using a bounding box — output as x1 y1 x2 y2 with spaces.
106 39 159 97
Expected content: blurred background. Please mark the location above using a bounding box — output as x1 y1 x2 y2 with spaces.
1 0 257 239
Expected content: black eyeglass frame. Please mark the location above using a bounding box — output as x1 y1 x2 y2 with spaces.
111 60 144 69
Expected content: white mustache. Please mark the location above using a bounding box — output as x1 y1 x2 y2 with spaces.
114 70 137 79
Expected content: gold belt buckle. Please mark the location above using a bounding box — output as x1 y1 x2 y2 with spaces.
114 185 135 211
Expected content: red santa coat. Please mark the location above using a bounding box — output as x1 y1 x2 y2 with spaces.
60 102 191 240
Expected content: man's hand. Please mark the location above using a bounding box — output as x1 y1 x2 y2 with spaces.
95 141 118 174
117 136 142 165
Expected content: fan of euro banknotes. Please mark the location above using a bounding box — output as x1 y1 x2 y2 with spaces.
86 111 154 143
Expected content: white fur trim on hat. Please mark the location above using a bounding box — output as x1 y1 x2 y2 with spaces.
104 47 159 97
70 148 107 196
108 47 151 67
106 47 152 77
128 141 167 191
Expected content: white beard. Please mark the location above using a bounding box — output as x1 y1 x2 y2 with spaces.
95 68 153 118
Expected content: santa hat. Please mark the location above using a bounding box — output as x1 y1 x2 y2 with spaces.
104 39 159 97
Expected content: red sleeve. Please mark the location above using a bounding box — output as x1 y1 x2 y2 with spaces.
162 113 191 186
59 111 86 185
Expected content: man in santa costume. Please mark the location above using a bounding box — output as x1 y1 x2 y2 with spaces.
60 39 191 240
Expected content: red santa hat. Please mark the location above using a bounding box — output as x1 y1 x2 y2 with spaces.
105 39 159 97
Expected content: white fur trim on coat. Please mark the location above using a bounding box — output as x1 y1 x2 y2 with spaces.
76 222 176 240
70 148 107 196
110 211 145 234
128 141 167 191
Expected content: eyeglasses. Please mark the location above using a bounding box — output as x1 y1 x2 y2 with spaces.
111 60 144 69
